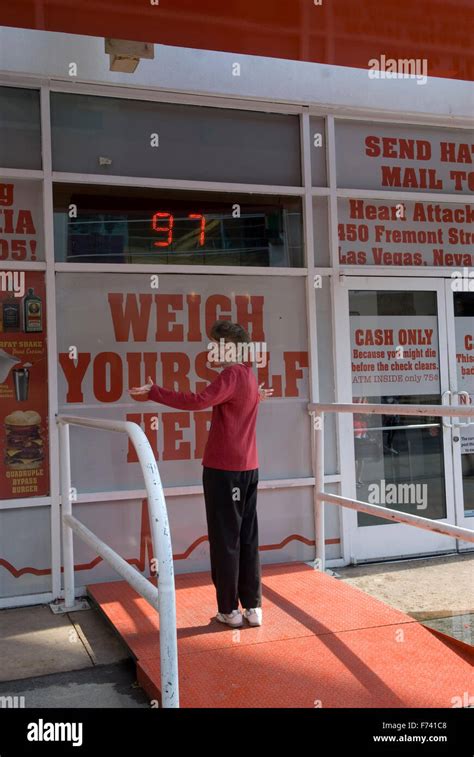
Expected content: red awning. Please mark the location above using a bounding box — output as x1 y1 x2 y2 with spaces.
0 0 473 82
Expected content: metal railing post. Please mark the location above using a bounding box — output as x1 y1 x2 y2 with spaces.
59 421 75 609
55 414 179 708
130 426 179 709
313 410 325 572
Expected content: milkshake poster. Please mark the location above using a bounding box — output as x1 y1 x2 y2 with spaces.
0 270 49 498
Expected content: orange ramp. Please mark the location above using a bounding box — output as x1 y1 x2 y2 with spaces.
87 562 473 708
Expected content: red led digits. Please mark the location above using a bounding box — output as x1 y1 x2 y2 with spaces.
152 212 174 247
151 211 206 248
188 214 206 246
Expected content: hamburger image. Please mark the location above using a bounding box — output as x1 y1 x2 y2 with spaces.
4 410 43 469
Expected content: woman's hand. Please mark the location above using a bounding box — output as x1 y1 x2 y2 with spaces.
258 383 274 401
129 376 154 397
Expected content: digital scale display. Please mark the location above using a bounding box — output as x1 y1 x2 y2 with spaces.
53 185 303 267
151 211 206 248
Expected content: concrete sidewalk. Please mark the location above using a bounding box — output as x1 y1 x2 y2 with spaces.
0 599 149 707
0 662 148 708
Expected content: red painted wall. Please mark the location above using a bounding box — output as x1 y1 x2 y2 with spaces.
0 0 473 81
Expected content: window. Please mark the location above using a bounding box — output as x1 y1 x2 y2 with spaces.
53 184 304 267
0 87 42 170
51 93 302 185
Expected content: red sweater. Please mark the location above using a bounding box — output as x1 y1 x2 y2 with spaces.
148 364 259 471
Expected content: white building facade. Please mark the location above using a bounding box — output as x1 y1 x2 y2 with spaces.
0 27 472 608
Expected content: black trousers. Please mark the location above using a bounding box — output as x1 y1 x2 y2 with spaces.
202 466 261 614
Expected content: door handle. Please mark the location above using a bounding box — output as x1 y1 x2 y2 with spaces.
454 391 474 427
441 390 454 428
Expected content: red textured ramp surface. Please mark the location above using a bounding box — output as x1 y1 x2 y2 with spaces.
87 563 473 708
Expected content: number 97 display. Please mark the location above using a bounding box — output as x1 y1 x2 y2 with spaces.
151 212 206 248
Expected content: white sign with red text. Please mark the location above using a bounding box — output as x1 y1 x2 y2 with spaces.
336 121 474 194
455 317 474 455
0 181 44 262
351 316 440 397
55 272 310 491
338 198 473 267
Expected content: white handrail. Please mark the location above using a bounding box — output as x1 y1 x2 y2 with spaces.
309 402 474 418
308 401 474 571
56 414 179 709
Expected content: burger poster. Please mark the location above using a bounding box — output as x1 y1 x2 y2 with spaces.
0 271 48 498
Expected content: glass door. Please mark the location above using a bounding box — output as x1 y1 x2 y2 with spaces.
336 278 457 561
445 286 474 550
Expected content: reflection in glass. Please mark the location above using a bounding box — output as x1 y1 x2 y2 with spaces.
53 184 304 268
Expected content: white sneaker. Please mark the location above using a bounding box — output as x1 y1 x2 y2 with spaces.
215 609 243 627
243 608 262 626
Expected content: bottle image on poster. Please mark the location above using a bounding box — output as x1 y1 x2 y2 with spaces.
23 288 43 333
0 271 49 498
